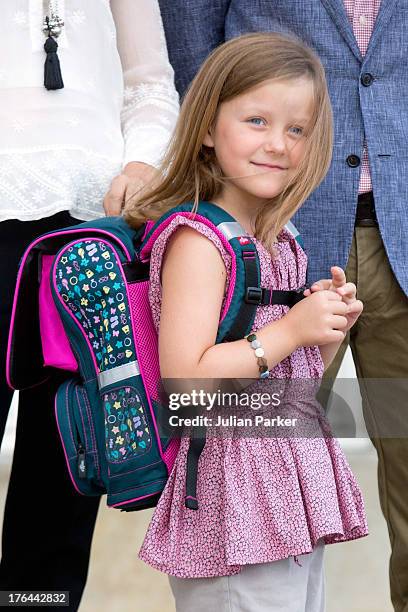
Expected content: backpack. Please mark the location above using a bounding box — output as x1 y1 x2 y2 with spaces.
6 202 306 511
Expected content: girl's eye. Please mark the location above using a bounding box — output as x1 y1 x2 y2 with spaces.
248 117 267 126
289 126 304 136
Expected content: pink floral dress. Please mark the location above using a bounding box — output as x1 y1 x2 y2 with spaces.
138 215 368 578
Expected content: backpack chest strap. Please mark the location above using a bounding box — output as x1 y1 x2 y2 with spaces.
245 286 306 307
221 242 307 342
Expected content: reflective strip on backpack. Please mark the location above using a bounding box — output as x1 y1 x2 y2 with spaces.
216 221 248 240
284 220 305 248
97 360 140 389
218 219 303 247
284 220 300 240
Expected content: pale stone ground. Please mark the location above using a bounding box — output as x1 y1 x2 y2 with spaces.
0 351 394 612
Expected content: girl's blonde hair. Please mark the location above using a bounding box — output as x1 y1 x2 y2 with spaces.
125 32 333 248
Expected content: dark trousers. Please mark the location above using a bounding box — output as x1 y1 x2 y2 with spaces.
323 227 408 612
0 213 101 611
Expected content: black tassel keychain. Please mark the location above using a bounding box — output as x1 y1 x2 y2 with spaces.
42 5 64 91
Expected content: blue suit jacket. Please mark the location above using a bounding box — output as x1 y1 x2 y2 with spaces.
159 0 408 294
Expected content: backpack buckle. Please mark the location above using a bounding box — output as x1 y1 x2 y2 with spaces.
245 287 263 305
292 285 307 304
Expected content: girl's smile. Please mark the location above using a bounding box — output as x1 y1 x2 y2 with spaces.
250 162 288 171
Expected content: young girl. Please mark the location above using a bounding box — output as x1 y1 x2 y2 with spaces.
125 33 367 612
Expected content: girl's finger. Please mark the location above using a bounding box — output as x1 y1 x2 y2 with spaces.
346 299 363 314
337 282 357 297
330 266 346 288
309 279 331 292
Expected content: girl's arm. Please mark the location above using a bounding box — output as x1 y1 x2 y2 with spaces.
159 228 348 379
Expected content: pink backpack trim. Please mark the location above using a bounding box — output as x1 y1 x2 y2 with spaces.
139 212 237 322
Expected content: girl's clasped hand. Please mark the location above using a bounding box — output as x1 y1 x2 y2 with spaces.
304 265 363 333
281 265 363 364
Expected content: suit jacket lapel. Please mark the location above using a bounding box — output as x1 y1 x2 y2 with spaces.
320 0 362 63
364 0 398 63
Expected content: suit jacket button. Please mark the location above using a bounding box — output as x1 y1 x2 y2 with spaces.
361 73 374 87
347 155 361 168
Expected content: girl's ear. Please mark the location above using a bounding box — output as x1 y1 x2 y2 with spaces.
203 130 215 148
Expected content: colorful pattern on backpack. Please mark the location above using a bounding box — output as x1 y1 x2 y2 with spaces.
55 239 135 372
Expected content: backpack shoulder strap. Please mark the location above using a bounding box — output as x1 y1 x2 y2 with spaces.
139 201 261 343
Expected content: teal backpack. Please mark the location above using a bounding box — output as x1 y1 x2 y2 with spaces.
7 202 306 511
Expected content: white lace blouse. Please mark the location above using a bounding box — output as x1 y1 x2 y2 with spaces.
0 0 179 221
